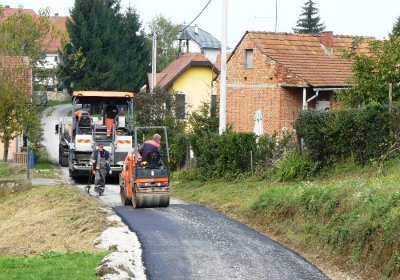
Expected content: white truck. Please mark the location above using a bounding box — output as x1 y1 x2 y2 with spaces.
56 91 135 179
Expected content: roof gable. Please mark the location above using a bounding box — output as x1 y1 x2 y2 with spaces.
178 26 221 50
149 53 218 90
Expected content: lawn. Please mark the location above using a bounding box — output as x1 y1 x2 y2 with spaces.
0 162 11 177
0 252 106 280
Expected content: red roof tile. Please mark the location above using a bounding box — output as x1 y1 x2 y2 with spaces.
43 15 68 52
234 31 373 87
2 8 68 53
149 53 218 90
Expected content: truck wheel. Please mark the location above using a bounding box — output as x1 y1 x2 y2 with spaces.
59 147 68 167
69 169 76 179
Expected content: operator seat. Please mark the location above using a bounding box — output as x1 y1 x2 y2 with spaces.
145 150 161 169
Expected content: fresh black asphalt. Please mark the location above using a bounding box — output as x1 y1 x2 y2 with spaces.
114 203 329 280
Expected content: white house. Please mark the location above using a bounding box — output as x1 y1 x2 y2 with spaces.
177 24 221 64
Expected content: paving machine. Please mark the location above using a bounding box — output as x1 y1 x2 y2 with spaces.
56 91 134 178
119 126 170 208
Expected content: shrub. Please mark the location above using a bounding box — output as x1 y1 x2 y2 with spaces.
190 132 257 180
295 106 392 167
278 152 319 181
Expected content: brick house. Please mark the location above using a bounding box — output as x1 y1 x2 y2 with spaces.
224 31 371 135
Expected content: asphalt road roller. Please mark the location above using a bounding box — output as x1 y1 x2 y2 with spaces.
119 126 170 208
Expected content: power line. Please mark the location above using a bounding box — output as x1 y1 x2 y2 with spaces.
180 0 212 33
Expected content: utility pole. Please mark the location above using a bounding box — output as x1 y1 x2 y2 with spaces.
275 0 278 32
219 0 227 134
151 33 157 93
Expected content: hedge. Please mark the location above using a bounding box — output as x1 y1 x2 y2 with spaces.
294 106 392 166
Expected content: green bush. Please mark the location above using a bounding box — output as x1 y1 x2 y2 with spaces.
169 133 189 170
278 152 319 181
190 132 257 180
295 106 391 166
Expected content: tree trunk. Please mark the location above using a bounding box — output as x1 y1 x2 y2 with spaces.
3 138 9 162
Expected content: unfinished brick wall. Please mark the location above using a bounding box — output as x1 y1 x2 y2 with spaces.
224 33 306 135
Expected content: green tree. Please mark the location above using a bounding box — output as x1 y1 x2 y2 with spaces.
117 7 151 91
338 36 400 107
293 0 325 34
134 88 186 169
188 101 218 135
0 59 32 161
392 16 400 37
59 0 150 92
0 7 52 161
148 15 180 72
134 88 186 133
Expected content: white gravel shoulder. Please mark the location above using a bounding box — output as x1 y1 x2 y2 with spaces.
95 215 147 280
41 105 147 280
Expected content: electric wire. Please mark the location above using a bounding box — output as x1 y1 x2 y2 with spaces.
180 0 212 33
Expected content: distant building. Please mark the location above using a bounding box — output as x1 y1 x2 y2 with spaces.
147 52 219 119
2 6 67 90
177 24 221 64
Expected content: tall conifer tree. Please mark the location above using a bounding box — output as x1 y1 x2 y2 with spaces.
392 16 400 37
59 0 150 92
293 0 325 34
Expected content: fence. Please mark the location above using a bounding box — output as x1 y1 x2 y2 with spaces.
12 151 35 168
13 152 27 165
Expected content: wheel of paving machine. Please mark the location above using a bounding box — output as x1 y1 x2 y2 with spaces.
119 175 131 206
132 184 142 208
159 193 170 207
120 186 131 206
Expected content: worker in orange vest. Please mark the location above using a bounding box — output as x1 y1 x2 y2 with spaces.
105 101 118 139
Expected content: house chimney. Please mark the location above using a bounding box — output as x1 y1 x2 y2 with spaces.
54 13 59 16
194 24 199 34
5 5 10 8
320 31 333 48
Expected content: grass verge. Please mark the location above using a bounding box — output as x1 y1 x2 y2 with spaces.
32 148 62 179
0 185 109 256
172 160 400 279
0 162 11 177
0 252 106 280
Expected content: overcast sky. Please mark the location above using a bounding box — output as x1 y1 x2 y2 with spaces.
2 0 400 47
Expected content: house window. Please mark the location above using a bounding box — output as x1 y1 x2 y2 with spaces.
176 93 186 119
245 49 253 68
211 94 217 118
54 56 58 62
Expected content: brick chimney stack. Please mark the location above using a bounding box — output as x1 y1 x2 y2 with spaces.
54 13 59 16
320 31 334 48
5 5 10 8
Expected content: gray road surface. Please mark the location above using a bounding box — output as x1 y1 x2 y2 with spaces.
43 105 329 280
115 204 328 280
